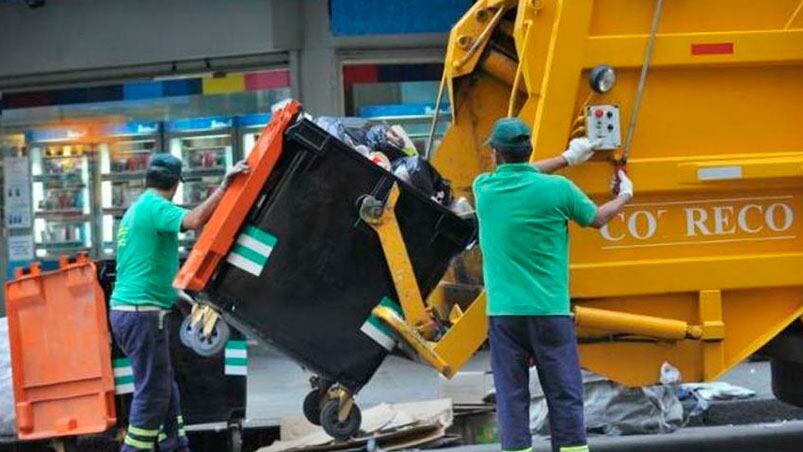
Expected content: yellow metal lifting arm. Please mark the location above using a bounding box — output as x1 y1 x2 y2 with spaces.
364 183 717 380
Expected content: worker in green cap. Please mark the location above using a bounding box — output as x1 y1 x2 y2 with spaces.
474 117 634 452
110 153 248 452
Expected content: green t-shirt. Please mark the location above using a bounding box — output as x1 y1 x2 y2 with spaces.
110 189 188 309
473 163 597 316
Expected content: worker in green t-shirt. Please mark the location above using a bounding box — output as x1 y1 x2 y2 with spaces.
473 118 633 452
110 154 247 452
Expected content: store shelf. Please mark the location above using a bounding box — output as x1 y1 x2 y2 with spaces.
183 167 226 177
41 153 89 160
113 139 156 147
38 242 89 251
181 145 230 152
102 207 129 215
177 133 231 140
35 212 91 222
102 170 147 181
33 173 84 183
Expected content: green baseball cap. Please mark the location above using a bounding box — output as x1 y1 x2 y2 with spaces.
485 117 532 155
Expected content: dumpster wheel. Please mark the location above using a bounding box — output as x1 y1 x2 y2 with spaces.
303 390 323 426
179 315 198 348
320 398 362 441
190 317 231 357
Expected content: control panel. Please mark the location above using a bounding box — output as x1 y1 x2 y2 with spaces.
585 104 621 150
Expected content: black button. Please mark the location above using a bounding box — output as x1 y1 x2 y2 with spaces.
607 125 614 131
606 111 614 118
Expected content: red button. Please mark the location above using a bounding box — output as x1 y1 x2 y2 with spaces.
594 109 604 118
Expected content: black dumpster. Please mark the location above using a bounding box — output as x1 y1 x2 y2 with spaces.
201 117 476 393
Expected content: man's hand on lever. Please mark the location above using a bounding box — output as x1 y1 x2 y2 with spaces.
590 169 634 229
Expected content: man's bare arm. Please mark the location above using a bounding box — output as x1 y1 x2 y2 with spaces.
531 138 601 175
181 161 249 231
182 186 225 231
589 170 633 229
532 156 569 174
590 194 630 229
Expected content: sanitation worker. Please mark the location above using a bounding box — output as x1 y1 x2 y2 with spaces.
474 118 634 452
110 154 247 452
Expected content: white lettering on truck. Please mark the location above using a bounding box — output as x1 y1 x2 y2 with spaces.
600 210 667 241
598 197 796 248
685 203 794 236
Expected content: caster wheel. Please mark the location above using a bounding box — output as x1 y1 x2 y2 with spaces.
190 318 230 357
303 390 322 426
179 315 197 348
49 437 80 452
320 399 361 441
227 423 243 452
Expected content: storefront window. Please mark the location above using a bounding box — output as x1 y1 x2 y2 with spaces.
0 68 291 266
342 63 450 155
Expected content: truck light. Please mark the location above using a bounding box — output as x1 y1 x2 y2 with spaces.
589 64 616 93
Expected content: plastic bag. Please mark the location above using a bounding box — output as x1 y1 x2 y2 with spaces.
392 156 453 206
366 124 407 160
529 369 683 436
315 117 358 148
316 117 418 159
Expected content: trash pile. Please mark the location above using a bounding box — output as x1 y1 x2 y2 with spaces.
261 399 458 451
315 117 473 218
528 367 684 437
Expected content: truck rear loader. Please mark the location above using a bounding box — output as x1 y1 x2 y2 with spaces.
426 0 803 406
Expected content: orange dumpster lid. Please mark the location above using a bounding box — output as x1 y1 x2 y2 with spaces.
174 100 301 292
4 254 117 440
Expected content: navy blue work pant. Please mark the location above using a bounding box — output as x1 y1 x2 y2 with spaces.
489 315 588 452
111 310 190 452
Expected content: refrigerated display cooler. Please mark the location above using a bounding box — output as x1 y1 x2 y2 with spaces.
27 127 96 259
235 113 270 159
98 121 162 258
167 116 235 254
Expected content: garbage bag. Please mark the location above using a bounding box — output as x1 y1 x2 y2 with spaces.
529 370 683 436
315 117 375 149
315 117 418 159
315 116 358 148
366 124 407 161
0 317 15 437
392 156 453 206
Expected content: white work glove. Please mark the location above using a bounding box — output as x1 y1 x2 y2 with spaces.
610 169 634 200
222 160 250 189
562 138 602 166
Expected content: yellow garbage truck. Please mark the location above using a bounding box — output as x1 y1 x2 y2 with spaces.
382 0 803 407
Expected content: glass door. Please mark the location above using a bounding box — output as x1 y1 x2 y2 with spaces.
28 127 96 259
98 121 162 258
236 113 271 159
167 117 235 255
